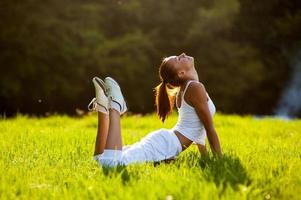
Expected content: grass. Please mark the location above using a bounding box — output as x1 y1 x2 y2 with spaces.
0 113 300 199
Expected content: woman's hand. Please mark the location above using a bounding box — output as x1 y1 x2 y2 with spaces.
186 82 222 157
196 143 208 156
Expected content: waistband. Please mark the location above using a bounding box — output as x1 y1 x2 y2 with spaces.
168 129 183 153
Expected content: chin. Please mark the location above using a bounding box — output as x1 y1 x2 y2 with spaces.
190 57 194 65
190 61 194 68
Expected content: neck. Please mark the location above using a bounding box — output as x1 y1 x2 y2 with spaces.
186 76 199 83
180 79 195 90
192 73 199 81
193 77 199 82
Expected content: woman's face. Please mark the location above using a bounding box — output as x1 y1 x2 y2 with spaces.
164 53 198 82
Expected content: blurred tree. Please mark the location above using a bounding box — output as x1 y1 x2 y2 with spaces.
0 0 300 116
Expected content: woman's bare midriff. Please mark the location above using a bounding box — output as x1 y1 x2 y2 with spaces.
161 130 193 163
173 130 193 151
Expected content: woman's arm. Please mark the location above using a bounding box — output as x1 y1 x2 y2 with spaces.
186 82 222 157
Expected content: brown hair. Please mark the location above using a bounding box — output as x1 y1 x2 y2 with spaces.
154 58 183 123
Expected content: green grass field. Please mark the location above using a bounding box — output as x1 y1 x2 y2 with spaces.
0 113 300 199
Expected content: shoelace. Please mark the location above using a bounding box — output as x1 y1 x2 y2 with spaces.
87 98 96 111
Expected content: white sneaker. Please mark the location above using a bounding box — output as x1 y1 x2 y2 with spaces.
87 77 109 114
104 77 128 114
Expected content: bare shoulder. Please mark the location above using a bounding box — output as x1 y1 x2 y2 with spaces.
187 81 207 96
185 81 207 104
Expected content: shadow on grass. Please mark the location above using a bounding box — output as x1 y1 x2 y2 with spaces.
100 160 175 185
198 153 251 190
99 153 251 189
173 151 251 190
101 165 131 185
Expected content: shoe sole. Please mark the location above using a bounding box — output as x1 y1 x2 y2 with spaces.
104 77 119 88
92 77 109 113
93 77 107 95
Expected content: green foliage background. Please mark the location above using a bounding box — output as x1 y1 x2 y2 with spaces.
1 0 301 115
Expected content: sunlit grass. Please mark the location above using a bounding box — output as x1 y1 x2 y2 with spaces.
0 113 300 199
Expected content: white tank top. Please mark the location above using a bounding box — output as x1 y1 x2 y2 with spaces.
171 80 216 144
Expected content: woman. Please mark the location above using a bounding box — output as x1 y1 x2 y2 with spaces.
88 53 222 167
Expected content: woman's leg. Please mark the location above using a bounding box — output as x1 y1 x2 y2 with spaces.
94 112 109 155
105 109 123 150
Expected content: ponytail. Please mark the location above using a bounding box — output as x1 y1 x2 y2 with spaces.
155 82 176 123
155 56 180 122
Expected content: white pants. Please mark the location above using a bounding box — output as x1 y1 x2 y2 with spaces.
94 128 183 167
